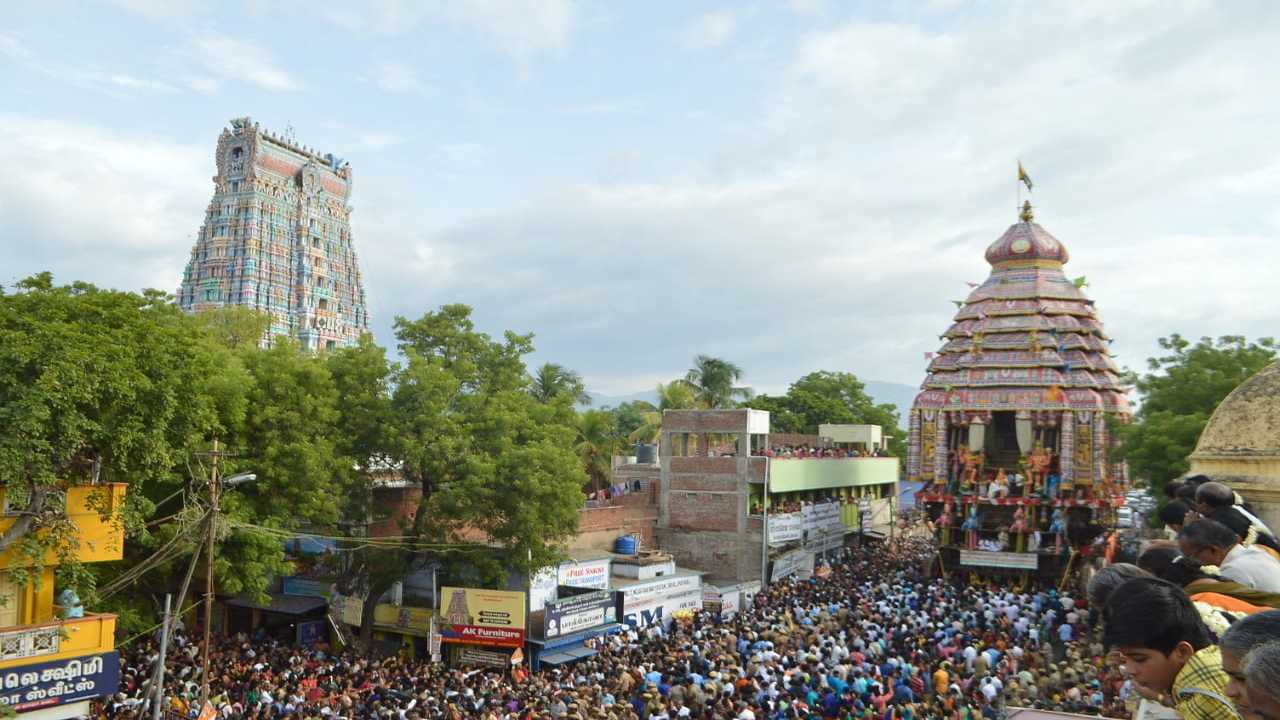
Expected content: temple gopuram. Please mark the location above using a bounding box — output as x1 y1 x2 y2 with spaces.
910 201 1131 582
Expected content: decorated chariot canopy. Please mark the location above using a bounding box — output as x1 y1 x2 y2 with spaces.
908 201 1130 494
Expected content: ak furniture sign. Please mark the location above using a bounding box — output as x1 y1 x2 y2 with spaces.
621 575 702 629
0 651 120 712
438 587 527 648
544 590 617 639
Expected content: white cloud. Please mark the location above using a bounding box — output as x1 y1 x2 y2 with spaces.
109 73 179 93
317 0 578 59
190 32 301 91
0 116 207 293
375 61 427 94
356 2 1280 394
681 11 737 50
359 132 404 149
0 33 29 59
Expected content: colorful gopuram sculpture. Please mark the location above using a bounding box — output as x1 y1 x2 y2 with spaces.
908 201 1130 496
178 117 371 349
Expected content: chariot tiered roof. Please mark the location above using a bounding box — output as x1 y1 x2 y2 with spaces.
913 206 1130 416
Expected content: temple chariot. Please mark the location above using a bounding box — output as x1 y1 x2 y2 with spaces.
910 202 1131 586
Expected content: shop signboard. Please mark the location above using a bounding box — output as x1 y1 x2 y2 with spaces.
0 651 120 713
545 590 617 639
770 549 814 582
457 647 510 668
373 604 434 637
282 576 331 598
529 567 559 613
530 558 612 613
328 592 364 626
621 574 702 629
558 558 611 589
701 587 722 615
438 587 527 648
767 512 803 544
297 620 327 645
959 550 1038 570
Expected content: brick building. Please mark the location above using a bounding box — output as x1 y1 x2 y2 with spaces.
656 409 900 584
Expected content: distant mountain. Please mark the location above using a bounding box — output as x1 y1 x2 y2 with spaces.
864 380 918 429
585 380 918 429
583 390 659 409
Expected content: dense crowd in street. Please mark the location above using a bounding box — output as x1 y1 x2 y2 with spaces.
95 477 1280 720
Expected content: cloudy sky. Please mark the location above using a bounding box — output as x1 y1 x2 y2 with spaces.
4 1 1279 397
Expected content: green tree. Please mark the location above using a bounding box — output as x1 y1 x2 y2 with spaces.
684 355 752 408
609 401 652 444
343 305 586 646
628 381 699 443
530 362 591 405
0 274 243 596
577 409 618 493
745 371 905 456
1116 334 1277 492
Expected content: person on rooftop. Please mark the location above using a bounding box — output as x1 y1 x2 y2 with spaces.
1179 519 1280 593
1221 610 1280 720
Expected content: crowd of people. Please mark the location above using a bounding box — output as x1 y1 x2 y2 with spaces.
96 474 1280 720
759 445 892 459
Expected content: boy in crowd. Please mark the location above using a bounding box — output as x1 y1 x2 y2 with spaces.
1105 577 1240 720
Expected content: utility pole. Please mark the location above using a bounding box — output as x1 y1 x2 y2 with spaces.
153 593 171 720
201 438 220 707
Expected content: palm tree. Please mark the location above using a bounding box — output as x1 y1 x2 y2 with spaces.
684 355 752 408
529 362 591 405
577 409 618 493
628 381 699 444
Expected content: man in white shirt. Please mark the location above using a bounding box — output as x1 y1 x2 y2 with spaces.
1179 518 1280 592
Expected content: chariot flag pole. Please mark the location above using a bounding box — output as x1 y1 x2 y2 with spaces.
1017 161 1033 218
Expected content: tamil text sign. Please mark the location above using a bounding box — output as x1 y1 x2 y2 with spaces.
767 512 803 544
0 652 120 712
438 587 526 648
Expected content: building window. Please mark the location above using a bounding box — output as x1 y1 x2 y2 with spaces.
326 340 336 350
203 289 219 302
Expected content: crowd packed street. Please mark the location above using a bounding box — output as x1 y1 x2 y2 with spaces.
95 477 1280 720
99 535 1131 720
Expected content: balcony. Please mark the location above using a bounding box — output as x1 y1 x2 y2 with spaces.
0 612 117 671
766 457 899 492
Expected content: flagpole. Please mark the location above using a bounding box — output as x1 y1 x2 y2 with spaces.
1016 159 1022 217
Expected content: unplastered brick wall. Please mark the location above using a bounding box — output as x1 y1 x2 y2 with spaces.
668 492 738 531
579 505 626 531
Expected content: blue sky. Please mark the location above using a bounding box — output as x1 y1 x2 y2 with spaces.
4 1 1280 398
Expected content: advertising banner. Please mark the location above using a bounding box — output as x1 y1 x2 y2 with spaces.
439 587 527 647
770 549 815 582
457 647 511 668
529 567 559 613
282 576 331 598
767 512 803 544
544 590 617 638
557 558 611 589
297 620 327 645
373 604 434 637
959 550 1038 570
621 574 702 629
802 502 843 533
0 652 120 713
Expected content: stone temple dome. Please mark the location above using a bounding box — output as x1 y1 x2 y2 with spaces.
1189 361 1280 532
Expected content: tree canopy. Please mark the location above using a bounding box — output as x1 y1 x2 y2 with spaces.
747 371 905 455
1116 334 1277 491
